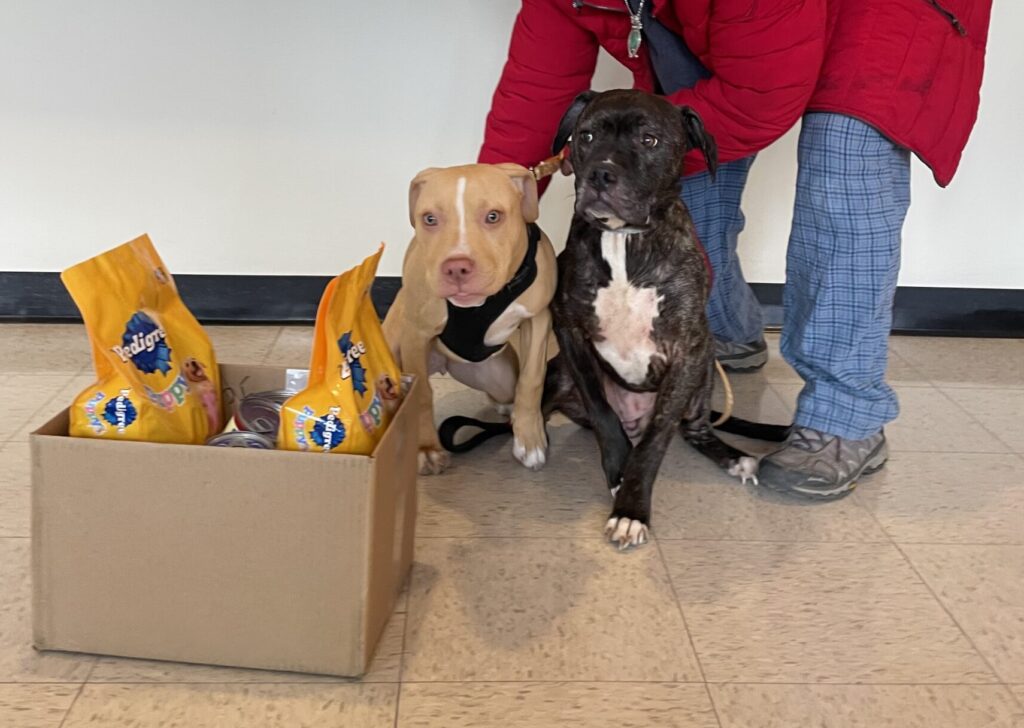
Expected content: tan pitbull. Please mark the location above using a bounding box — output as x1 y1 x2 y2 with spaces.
382 163 557 475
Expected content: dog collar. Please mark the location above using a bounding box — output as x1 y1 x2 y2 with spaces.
438 223 541 363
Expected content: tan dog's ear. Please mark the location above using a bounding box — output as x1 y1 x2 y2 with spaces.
495 163 540 224
408 167 441 227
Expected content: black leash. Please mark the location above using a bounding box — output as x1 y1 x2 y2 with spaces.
709 412 790 442
438 415 512 453
438 410 788 454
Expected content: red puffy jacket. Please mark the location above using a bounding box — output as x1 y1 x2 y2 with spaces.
479 0 991 188
478 0 826 184
809 0 991 186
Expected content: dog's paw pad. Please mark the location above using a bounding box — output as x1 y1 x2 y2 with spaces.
728 456 759 486
604 516 649 551
512 438 547 471
418 449 450 476
609 484 621 501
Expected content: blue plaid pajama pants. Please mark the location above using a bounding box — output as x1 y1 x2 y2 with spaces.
682 113 911 439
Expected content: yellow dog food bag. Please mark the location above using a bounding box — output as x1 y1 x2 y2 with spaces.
279 246 402 455
61 234 222 444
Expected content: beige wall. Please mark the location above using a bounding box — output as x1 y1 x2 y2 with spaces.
1 1 1020 287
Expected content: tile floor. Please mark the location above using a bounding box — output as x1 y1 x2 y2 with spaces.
1 323 1023 727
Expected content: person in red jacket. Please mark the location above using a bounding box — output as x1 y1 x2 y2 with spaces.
479 0 992 499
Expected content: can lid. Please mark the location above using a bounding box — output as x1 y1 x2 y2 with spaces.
206 431 275 449
238 395 284 435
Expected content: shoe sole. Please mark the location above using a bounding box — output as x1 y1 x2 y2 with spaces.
717 349 768 372
763 439 889 501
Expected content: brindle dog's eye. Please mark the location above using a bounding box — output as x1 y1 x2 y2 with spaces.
423 213 438 226
486 210 502 224
578 131 594 144
641 134 658 148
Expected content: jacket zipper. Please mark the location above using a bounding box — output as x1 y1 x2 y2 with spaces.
576 0 967 36
572 0 627 14
924 0 967 36
576 1 966 37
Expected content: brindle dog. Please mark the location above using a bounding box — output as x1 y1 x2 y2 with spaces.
544 89 758 550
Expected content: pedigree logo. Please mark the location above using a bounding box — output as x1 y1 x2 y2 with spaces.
311 406 346 452
111 312 172 375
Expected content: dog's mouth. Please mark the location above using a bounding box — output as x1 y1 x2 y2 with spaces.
434 264 498 308
581 204 651 234
577 194 651 234
446 292 487 308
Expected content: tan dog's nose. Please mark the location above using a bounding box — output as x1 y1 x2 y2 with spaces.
441 257 475 286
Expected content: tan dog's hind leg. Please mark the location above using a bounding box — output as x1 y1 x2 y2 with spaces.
510 308 551 470
446 347 518 413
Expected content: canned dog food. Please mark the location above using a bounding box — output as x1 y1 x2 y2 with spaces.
221 390 292 441
206 431 275 449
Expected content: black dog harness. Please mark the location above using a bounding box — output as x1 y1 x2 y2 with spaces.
438 223 541 363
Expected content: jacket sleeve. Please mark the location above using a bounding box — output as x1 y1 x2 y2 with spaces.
667 0 826 175
478 0 599 194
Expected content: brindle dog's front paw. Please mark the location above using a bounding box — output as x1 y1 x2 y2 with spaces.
418 448 450 475
604 515 650 550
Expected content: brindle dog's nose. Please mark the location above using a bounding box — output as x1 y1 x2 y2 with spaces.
589 164 618 192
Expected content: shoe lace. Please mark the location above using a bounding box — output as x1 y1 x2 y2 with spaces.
788 427 833 453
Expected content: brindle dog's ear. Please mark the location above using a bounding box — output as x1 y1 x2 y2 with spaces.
552 90 598 160
680 107 718 181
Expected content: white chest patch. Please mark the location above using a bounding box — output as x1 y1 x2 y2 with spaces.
592 231 664 386
483 302 530 347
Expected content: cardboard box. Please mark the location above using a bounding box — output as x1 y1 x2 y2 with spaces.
30 363 418 677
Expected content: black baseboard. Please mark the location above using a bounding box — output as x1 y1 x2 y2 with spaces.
748 283 1024 337
0 272 403 325
2 272 1022 337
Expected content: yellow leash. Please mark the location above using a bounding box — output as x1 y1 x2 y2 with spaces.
712 359 733 426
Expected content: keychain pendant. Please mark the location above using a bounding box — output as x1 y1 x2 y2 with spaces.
627 26 642 58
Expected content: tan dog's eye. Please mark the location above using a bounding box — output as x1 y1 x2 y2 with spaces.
578 131 594 144
423 213 438 226
485 210 502 224
642 134 658 148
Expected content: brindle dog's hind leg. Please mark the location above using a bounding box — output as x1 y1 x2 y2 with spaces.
681 356 761 485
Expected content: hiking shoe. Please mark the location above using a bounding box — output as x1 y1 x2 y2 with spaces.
758 427 888 500
715 338 768 372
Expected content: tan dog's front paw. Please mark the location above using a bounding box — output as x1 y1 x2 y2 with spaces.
511 414 548 471
513 437 547 470
418 448 450 475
